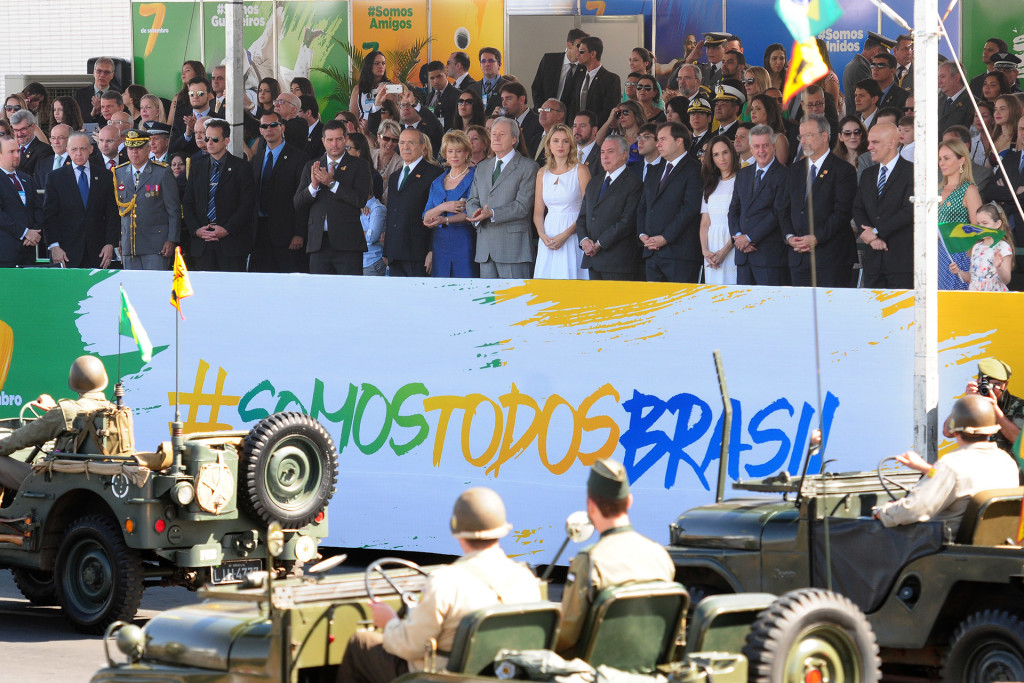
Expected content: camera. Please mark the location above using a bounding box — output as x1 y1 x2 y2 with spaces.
978 375 992 397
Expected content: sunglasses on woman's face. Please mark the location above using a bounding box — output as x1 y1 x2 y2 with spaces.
458 99 473 105
840 129 862 136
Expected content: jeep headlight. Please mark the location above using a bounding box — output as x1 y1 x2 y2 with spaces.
294 535 317 563
172 480 195 507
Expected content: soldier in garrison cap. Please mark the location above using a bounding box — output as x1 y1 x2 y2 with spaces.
114 129 180 269
0 356 117 492
555 458 674 656
875 395 1019 535
943 358 1024 470
338 487 540 683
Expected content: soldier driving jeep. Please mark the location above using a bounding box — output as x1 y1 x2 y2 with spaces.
0 355 125 491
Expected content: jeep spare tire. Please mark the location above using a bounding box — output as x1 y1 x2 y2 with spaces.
241 412 338 527
744 587 881 683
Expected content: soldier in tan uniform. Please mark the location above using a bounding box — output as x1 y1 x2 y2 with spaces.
338 487 541 683
0 356 115 491
556 458 674 656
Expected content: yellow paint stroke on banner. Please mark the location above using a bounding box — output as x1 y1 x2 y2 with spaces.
493 280 703 332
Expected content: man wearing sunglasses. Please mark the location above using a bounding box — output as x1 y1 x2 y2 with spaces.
171 77 215 157
532 28 588 109
872 53 908 113
250 112 309 273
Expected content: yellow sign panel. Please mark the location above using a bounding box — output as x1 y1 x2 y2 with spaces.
429 0 506 81
351 0 429 83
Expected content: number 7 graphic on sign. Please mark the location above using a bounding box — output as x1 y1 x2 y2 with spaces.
139 3 167 58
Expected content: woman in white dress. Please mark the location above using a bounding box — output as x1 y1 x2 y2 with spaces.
699 136 739 285
533 124 592 279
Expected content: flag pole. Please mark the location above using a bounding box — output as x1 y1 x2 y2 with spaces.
116 284 124 406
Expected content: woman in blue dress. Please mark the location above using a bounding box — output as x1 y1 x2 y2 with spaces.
423 130 478 277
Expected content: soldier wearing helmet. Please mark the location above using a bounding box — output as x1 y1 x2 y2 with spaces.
944 358 1024 467
0 355 115 491
338 487 541 683
555 458 674 656
874 394 1019 535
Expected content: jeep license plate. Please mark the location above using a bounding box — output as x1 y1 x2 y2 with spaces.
212 559 264 584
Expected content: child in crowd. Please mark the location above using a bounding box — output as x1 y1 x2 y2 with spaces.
897 115 914 162
950 202 1015 291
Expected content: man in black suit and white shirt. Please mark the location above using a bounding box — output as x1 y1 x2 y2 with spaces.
34 123 73 191
396 88 444 156
938 61 974 138
170 77 216 156
0 136 42 267
294 120 372 275
298 96 325 161
466 48 509 117
424 61 461 131
853 122 914 288
446 51 476 91
41 131 117 268
565 37 621 125
500 82 543 157
637 122 703 282
573 110 602 178
74 57 121 125
251 112 309 273
10 110 53 179
182 119 255 271
533 28 588 108
383 129 444 276
578 136 644 280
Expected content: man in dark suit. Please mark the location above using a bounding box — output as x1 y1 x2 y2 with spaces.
273 92 309 148
578 136 644 280
842 33 890 117
181 120 255 271
170 77 216 156
446 51 476 91
893 34 914 93
92 124 124 172
393 89 444 158
532 28 588 108
499 82 543 157
565 37 621 124
788 86 839 160
10 110 54 179
983 117 1024 243
636 122 703 282
0 137 42 267
853 122 914 289
41 131 118 269
729 124 792 286
250 112 309 273
34 123 73 192
466 48 510 117
424 60 461 131
786 115 857 287
298 96 325 161
873 53 909 113
938 62 974 138
293 120 372 275
631 124 661 183
74 57 121 125
573 110 602 178
382 129 444 276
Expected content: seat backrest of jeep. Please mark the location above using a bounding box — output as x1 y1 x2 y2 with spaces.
955 487 1024 545
445 602 561 675
576 581 689 673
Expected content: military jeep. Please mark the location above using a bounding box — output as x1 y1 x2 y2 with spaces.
668 462 1024 681
0 407 338 633
91 515 882 683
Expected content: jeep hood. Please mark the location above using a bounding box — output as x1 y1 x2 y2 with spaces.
142 600 271 671
670 498 796 549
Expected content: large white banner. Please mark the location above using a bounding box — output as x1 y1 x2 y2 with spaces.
0 270 1019 557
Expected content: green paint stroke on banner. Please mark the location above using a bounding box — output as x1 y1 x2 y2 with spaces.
0 270 149 416
132 2 204 101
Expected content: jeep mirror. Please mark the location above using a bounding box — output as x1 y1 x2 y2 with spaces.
566 511 594 543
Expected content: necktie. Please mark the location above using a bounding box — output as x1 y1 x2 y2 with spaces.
207 160 219 223
328 160 337 177
108 159 115 171
53 155 63 171
580 73 592 110
1017 153 1024 177
897 67 906 85
492 159 503 184
19 146 26 156
709 64 718 80
598 175 611 200
807 163 816 197
399 165 410 190
942 97 953 115
8 172 23 192
645 163 654 181
133 169 141 188
877 164 888 196
259 152 274 215
755 169 764 190
659 162 674 191
77 165 89 206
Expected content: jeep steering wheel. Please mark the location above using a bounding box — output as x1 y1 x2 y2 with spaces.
877 456 914 501
19 400 43 428
365 558 429 611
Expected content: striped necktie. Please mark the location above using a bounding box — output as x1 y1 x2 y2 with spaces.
877 164 887 197
207 160 219 222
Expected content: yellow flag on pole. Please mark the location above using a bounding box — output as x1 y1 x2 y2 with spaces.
782 38 830 106
171 246 193 320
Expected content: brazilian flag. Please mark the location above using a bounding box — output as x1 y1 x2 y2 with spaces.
938 222 1005 254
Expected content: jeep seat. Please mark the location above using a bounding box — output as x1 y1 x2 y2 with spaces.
574 580 689 673
955 487 1024 546
445 602 561 675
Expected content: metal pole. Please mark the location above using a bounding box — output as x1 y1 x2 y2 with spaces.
225 1 246 158
913 0 940 462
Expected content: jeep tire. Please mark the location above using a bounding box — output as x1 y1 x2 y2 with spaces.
11 567 58 605
744 587 881 683
55 514 143 634
943 609 1024 682
241 412 339 527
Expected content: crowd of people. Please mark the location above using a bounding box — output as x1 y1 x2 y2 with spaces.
0 30 1022 289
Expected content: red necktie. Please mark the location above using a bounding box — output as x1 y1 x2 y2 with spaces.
108 159 115 170
8 172 23 191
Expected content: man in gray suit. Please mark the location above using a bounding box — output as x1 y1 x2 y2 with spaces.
466 117 539 278
114 129 180 269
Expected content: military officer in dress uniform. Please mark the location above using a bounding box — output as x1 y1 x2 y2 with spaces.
0 356 115 492
114 129 180 269
338 487 541 683
697 32 731 88
555 458 675 656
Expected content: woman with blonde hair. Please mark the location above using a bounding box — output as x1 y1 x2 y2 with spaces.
937 138 982 290
371 119 403 204
740 67 772 121
422 130 478 277
533 123 592 279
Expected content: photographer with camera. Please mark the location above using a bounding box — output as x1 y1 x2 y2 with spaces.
943 358 1024 469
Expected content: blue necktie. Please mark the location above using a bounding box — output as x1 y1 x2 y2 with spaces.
207 160 220 223
877 164 888 197
76 165 89 207
598 175 611 200
659 163 674 191
259 152 273 216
